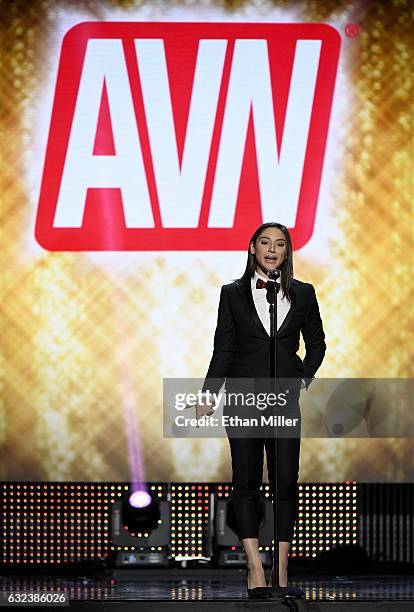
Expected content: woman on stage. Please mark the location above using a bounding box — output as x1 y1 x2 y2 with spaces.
200 222 326 596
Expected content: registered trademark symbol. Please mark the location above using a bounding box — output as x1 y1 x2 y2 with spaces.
345 23 360 38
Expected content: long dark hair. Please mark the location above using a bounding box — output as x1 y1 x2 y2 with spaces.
240 222 294 301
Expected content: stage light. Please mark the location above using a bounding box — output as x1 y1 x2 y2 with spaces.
121 487 160 534
129 490 152 509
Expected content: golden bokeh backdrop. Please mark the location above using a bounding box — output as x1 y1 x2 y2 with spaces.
1 0 413 482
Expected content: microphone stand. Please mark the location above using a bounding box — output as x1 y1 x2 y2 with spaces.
266 268 281 591
266 269 305 599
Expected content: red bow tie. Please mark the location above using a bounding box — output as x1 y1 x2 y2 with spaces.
256 278 279 292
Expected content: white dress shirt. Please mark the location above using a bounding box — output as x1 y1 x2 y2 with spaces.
251 269 290 334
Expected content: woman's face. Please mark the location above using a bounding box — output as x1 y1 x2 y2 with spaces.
250 227 287 276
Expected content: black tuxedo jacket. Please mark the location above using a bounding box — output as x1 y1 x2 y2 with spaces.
202 276 326 395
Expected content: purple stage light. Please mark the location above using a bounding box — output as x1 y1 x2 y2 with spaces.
129 490 152 509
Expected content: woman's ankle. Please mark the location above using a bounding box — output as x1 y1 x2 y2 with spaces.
247 565 266 588
247 560 263 571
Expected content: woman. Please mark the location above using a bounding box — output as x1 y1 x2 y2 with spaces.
199 222 326 596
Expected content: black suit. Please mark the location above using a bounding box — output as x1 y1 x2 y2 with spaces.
202 275 326 541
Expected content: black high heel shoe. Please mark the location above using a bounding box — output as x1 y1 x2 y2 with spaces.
279 585 305 598
246 567 275 599
268 566 304 598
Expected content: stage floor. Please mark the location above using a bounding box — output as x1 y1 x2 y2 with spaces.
1 570 414 606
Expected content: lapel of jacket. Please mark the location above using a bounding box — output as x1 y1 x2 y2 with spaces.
277 283 296 337
237 277 297 338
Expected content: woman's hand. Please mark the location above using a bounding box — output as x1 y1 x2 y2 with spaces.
184 393 216 428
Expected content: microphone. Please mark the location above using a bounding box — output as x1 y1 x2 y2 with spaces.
266 268 280 304
267 268 281 281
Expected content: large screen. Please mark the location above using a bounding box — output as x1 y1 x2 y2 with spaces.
2 0 412 482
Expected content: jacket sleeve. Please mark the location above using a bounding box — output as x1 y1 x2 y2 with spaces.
301 284 326 390
201 285 236 395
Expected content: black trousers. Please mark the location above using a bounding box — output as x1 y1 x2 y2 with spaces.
227 434 301 542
